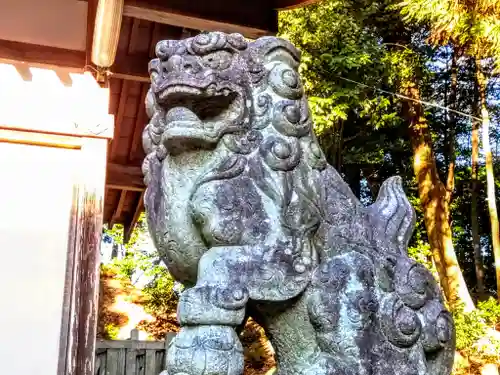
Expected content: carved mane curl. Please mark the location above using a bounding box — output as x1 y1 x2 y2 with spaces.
142 33 332 253
142 32 416 261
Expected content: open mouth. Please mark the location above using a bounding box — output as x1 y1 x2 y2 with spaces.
160 84 241 125
157 84 244 153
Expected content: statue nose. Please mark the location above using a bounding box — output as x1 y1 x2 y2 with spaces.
181 57 202 74
166 55 201 75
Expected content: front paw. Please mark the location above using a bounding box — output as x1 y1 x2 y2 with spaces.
166 326 244 375
178 285 247 326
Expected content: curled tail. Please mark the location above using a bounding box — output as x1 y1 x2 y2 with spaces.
367 176 416 254
305 175 454 375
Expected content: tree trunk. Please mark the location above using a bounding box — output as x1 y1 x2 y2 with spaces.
444 49 457 209
401 80 475 311
476 58 500 300
471 62 486 297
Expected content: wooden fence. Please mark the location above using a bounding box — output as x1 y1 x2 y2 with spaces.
94 331 176 375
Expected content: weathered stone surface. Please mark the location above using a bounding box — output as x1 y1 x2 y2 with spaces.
143 32 455 375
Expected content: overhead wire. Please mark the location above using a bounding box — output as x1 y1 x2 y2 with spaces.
334 75 483 121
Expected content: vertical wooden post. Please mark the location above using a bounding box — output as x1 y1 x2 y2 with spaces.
61 138 108 375
79 139 107 375
130 329 140 340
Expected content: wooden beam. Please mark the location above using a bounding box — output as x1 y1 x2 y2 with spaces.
127 18 144 55
0 40 85 70
122 0 277 39
96 338 164 350
0 129 83 150
124 191 144 243
128 84 149 162
106 162 145 191
104 187 110 212
86 0 98 66
274 0 320 9
106 183 144 192
110 53 150 82
0 39 150 82
110 80 131 158
109 190 128 228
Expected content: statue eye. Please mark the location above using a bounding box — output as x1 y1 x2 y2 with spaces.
202 51 232 70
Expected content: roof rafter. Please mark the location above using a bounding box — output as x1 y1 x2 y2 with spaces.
79 0 277 39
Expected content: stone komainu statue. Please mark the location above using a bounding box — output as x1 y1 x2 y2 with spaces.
142 32 455 375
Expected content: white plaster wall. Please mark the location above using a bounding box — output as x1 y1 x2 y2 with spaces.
0 0 87 50
0 62 114 137
0 142 78 375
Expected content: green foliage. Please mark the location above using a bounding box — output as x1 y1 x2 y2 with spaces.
453 305 490 350
408 240 433 268
142 266 179 317
102 212 179 338
104 323 120 340
102 254 141 281
399 0 500 67
452 298 500 355
102 213 162 283
279 0 399 137
477 298 500 327
103 212 148 251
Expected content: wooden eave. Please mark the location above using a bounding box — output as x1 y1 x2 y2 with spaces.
275 0 321 9
0 0 318 242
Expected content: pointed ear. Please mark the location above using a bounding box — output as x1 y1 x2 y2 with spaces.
249 36 302 70
145 88 156 119
368 176 416 254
